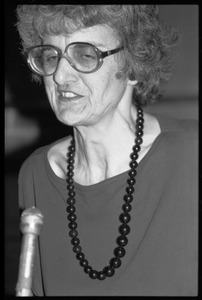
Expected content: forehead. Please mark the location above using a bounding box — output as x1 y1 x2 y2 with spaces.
43 24 120 49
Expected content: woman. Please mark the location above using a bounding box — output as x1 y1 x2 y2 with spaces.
16 5 198 296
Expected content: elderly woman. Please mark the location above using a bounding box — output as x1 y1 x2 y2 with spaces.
16 5 197 296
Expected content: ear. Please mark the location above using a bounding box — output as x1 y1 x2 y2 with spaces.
128 73 138 86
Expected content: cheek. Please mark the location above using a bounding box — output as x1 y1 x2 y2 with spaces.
44 78 55 102
92 69 117 97
87 59 119 94
101 69 124 98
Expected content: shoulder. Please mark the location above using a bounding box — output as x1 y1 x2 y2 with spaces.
157 114 198 133
173 118 198 134
19 145 48 180
155 116 198 163
156 115 198 142
19 136 72 180
47 136 72 178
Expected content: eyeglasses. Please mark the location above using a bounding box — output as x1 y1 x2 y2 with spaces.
26 42 124 75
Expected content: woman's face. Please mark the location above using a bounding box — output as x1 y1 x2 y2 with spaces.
43 24 131 127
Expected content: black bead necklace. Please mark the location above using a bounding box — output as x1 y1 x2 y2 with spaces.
66 106 144 280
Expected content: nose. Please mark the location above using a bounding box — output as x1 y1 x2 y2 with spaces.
53 57 78 85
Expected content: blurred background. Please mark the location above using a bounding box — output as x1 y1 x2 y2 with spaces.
5 4 198 296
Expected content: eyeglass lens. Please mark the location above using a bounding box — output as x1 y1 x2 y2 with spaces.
29 44 99 75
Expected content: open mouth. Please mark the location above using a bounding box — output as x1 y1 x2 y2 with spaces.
59 91 84 101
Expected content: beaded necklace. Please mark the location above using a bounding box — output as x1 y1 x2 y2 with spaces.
66 106 144 280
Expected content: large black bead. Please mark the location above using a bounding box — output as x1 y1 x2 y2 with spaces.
68 171 74 178
135 136 143 145
89 270 98 279
66 205 75 214
120 212 131 223
69 229 78 238
67 164 74 171
128 169 137 177
67 157 75 165
80 258 88 267
97 271 106 280
116 235 128 247
122 203 132 213
71 237 80 246
114 246 126 258
68 221 78 230
123 194 133 203
129 161 138 170
126 186 134 195
66 198 76 205
137 114 143 121
136 129 143 137
136 123 144 131
66 205 76 214
84 265 92 274
68 151 75 158
103 266 115 277
137 107 143 114
69 145 75 152
66 184 74 191
130 152 139 160
67 213 77 222
76 252 85 261
66 177 74 185
127 178 136 186
109 257 122 269
132 145 141 153
73 245 82 253
119 224 130 235
68 190 76 197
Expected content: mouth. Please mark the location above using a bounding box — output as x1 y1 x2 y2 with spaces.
59 91 84 101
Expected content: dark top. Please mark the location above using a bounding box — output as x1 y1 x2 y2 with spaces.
18 114 198 296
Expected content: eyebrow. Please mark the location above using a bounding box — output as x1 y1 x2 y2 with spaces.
88 42 106 48
42 40 108 51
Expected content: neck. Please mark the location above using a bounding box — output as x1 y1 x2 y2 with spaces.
73 105 139 185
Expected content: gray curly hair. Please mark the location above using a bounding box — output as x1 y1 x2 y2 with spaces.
16 5 178 106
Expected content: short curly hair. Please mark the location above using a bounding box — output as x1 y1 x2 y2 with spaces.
16 5 178 106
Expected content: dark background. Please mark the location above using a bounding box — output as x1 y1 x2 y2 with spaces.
5 4 198 296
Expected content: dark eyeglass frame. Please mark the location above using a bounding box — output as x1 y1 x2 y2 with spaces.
26 42 124 75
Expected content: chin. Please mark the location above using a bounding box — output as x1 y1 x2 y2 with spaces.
56 112 87 127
